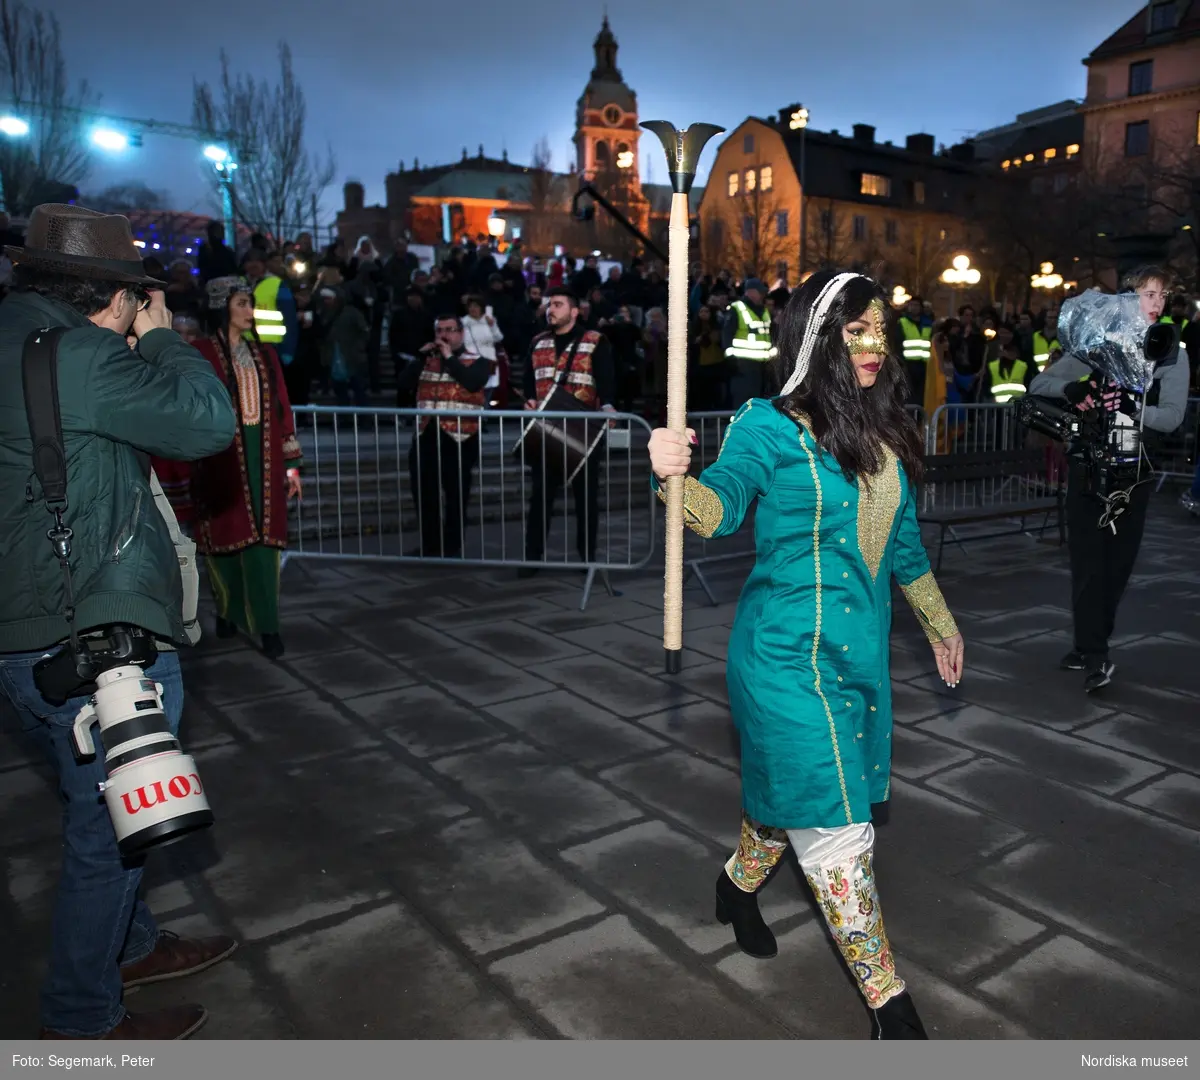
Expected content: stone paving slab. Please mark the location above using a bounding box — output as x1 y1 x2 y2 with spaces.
1 497 1195 1039
490 915 785 1039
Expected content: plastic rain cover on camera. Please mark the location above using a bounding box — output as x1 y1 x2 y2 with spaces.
1056 291 1152 392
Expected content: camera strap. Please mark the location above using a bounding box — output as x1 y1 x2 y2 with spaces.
21 326 83 658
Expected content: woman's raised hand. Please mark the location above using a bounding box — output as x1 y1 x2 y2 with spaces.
648 427 696 481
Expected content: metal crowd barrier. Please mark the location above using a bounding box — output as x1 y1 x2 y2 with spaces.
283 406 657 610
1145 396 1199 489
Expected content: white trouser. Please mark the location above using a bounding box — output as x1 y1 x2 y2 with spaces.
786 822 874 871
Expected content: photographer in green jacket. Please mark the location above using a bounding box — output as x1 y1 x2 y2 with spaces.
0 204 239 1040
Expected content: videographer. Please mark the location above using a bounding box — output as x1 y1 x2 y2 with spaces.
1029 266 1189 692
0 205 239 1039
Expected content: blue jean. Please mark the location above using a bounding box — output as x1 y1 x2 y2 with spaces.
0 649 183 1036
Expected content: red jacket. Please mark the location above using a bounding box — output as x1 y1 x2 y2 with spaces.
190 335 302 555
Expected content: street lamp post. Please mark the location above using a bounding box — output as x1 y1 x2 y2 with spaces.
940 254 981 317
204 145 238 250
789 106 809 281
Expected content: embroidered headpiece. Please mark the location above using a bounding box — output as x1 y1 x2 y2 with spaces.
779 272 878 397
206 275 253 310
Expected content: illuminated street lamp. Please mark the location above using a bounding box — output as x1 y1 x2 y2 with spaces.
789 105 811 279
90 126 133 152
206 145 239 255
0 114 29 138
892 284 912 307
1031 261 1065 290
487 211 506 239
941 254 981 286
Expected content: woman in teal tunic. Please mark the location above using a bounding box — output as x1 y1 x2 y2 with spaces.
649 270 964 1039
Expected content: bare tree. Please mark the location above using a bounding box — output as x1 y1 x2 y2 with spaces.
522 137 565 253
804 198 858 272
192 42 335 244
712 179 794 282
86 181 169 213
0 0 95 215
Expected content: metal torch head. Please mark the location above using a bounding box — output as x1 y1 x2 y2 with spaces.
640 121 725 195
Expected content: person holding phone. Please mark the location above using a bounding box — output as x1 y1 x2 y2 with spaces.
462 293 505 406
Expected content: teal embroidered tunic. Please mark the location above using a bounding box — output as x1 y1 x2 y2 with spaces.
669 399 957 830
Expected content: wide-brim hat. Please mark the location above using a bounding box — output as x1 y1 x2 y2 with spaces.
4 202 167 286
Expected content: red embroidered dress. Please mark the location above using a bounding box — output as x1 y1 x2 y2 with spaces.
530 330 601 409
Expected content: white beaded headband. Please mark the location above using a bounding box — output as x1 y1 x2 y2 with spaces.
778 272 868 397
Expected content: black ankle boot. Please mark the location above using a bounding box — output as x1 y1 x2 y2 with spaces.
714 869 777 959
261 633 285 660
215 617 237 639
870 992 928 1039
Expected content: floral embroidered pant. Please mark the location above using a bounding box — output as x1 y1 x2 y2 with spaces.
725 815 906 1008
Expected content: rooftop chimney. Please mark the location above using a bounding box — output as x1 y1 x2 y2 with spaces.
853 124 876 143
906 133 935 156
948 142 976 163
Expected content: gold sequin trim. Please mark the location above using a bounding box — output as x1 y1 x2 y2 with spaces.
724 813 789 893
857 445 901 582
798 427 853 825
656 476 724 538
900 570 959 643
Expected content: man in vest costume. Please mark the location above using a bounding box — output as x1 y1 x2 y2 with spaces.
896 296 932 406
396 314 489 558
724 278 776 406
1032 311 1062 372
242 248 298 371
986 341 1030 403
518 286 617 576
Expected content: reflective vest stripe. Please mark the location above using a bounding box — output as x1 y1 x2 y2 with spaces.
253 276 287 341
725 300 778 361
1032 332 1060 370
989 358 1028 402
899 318 931 362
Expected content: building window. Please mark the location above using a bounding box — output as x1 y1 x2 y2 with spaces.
939 228 947 241
743 133 755 154
1031 176 1046 195
1002 159 1011 170
1125 120 1150 157
745 168 757 192
727 171 739 197
1066 143 1080 158
913 180 926 205
1043 147 1057 162
761 165 773 191
852 216 867 242
776 260 789 281
742 215 754 241
820 209 832 236
1128 60 1153 96
594 140 610 167
776 210 789 237
885 220 898 245
1150 2 1176 31
1054 173 1070 194
860 173 891 197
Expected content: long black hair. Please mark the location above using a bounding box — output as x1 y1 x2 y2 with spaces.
769 270 923 484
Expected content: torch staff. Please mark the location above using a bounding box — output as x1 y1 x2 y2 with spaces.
641 120 723 674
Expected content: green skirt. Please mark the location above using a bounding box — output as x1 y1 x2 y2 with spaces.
206 423 281 635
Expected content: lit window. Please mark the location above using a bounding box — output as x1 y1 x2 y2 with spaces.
1044 147 1057 161
913 181 926 204
728 171 739 197
939 229 947 241
861 173 891 197
761 165 773 191
1002 160 1011 169
1066 143 1080 157
746 168 757 192
1024 153 1035 162
1012 157 1022 167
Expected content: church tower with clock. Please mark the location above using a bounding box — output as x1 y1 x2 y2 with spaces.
574 17 649 233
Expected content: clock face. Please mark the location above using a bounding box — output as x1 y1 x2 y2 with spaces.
603 105 622 126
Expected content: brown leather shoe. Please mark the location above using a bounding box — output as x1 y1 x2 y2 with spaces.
41 1004 207 1040
121 930 238 989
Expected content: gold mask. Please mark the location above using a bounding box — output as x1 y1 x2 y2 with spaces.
847 299 889 356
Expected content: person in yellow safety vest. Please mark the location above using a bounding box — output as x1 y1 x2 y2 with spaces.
723 277 777 404
1032 312 1061 372
241 249 298 370
896 296 932 406
986 341 1030 403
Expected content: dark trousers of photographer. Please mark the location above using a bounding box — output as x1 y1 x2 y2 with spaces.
0 650 183 1036
1065 463 1152 660
407 424 479 558
524 458 601 565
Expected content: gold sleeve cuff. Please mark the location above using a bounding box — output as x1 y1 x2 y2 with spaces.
900 570 959 643
656 476 725 538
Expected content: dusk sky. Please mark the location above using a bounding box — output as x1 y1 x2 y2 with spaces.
50 0 1136 228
